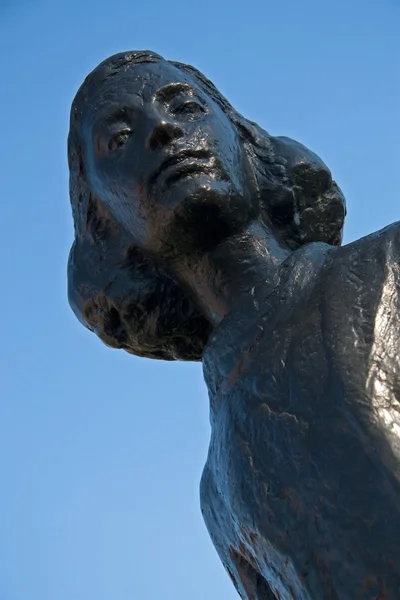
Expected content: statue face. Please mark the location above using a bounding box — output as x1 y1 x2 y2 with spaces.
81 59 258 255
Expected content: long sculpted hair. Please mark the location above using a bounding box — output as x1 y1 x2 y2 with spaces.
67 50 346 361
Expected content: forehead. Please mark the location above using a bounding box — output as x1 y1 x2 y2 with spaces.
84 60 204 114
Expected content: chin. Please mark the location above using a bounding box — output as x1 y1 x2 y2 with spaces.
159 176 255 253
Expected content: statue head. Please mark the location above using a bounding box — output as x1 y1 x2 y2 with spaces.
68 50 346 360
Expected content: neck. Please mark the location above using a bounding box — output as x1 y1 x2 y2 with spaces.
170 220 290 327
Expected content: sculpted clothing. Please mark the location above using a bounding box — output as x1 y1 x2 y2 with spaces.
201 224 400 600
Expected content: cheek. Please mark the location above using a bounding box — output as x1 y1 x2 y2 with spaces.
207 117 243 163
216 130 249 187
93 154 136 198
106 189 150 247
110 144 149 191
88 160 145 240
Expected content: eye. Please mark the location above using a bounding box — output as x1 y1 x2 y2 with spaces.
170 99 206 120
107 129 132 152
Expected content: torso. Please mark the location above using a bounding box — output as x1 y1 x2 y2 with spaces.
201 223 400 600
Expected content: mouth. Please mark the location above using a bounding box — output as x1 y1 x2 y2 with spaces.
149 150 213 189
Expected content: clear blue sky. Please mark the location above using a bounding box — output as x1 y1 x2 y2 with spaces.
0 1 399 598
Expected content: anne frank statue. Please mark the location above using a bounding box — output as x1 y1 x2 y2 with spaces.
67 51 400 599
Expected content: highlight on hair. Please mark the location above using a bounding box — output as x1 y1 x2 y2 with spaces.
67 50 346 361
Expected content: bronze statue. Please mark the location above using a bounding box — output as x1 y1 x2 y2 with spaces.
67 51 400 599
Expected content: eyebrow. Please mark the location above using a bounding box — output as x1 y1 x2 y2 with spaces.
92 94 143 127
154 83 193 102
101 107 131 125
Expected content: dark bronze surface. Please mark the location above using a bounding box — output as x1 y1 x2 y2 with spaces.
67 51 400 599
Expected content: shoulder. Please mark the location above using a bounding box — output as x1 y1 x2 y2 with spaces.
337 221 400 263
324 221 400 287
316 222 400 345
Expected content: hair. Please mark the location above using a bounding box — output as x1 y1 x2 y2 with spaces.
67 50 346 361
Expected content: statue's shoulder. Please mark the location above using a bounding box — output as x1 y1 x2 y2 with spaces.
337 221 400 264
324 221 400 290
318 221 400 333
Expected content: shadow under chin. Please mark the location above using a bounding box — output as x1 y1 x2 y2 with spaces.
160 181 257 256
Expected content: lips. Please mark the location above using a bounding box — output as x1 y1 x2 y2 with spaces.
149 149 211 189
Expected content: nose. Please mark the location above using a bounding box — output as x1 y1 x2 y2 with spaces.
146 118 183 151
